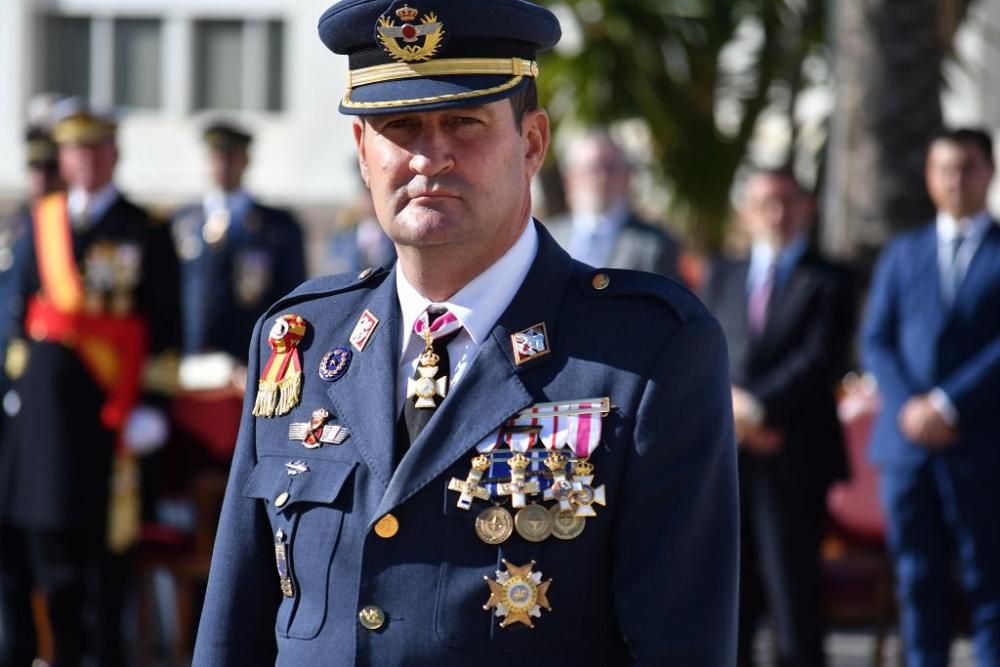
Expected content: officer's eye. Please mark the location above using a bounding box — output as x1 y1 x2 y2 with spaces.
378 117 419 132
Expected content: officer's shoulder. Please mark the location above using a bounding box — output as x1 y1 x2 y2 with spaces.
574 263 710 325
264 266 390 318
254 202 300 227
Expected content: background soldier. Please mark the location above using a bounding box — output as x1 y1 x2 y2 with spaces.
194 1 738 664
0 100 181 666
172 121 306 375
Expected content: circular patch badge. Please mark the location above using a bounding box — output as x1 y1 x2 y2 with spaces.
319 347 352 382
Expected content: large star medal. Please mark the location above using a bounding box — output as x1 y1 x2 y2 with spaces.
483 560 552 628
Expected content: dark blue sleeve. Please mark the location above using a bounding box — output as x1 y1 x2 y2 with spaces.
193 318 280 666
861 241 916 414
613 313 739 666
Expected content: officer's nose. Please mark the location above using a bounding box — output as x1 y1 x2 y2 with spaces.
408 127 455 177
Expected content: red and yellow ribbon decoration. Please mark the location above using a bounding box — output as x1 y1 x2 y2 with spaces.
252 314 307 417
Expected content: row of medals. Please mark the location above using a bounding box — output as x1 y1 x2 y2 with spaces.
456 451 600 545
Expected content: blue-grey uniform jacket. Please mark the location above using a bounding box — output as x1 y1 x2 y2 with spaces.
193 222 738 666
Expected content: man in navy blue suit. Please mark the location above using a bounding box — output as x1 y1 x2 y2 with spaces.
193 1 738 665
862 128 1000 667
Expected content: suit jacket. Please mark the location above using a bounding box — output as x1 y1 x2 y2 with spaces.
545 213 681 280
193 222 738 666
862 221 1000 469
172 200 306 359
0 193 181 530
702 248 853 488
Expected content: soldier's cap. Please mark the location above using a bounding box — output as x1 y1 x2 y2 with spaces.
318 0 561 116
202 121 253 152
26 126 58 167
49 98 118 146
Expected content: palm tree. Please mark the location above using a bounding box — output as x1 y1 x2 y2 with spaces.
538 0 825 251
821 0 978 272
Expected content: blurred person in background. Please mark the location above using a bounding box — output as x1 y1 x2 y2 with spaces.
1 127 63 423
546 130 682 280
862 127 1000 667
0 99 181 667
322 168 396 276
172 121 306 385
702 167 854 667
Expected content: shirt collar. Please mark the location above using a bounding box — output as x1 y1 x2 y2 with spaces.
936 209 992 242
68 183 119 225
748 235 808 286
204 188 252 220
571 200 630 236
396 218 539 355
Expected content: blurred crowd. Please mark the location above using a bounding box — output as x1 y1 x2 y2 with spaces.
0 97 998 667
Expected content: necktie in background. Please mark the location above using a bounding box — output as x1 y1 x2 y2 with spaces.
943 233 967 305
395 306 463 466
747 263 775 336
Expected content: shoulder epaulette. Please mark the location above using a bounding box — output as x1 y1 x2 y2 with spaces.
576 266 708 323
265 266 390 318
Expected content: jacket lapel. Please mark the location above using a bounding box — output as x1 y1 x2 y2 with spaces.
325 268 401 492
375 222 574 519
947 222 1000 320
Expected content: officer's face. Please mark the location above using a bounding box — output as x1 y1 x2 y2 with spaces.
58 141 117 193
208 148 249 192
354 100 549 265
926 139 994 219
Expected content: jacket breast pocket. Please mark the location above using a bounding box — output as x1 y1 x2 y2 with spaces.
243 455 356 639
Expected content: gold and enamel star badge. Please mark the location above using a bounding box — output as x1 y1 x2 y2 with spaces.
483 559 552 628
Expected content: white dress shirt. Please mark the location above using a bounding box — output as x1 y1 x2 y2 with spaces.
395 219 538 410
930 209 994 424
203 188 252 222
68 183 119 228
567 200 628 267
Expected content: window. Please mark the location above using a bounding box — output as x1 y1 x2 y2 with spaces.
114 19 163 109
194 20 244 111
37 15 91 99
193 19 286 112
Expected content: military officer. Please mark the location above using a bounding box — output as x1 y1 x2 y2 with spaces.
194 1 738 665
0 127 62 419
0 100 181 666
172 121 306 371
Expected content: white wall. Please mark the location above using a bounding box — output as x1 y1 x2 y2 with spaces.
0 0 360 209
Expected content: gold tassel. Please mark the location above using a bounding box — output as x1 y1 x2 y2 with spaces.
275 371 302 417
107 453 140 554
252 380 279 417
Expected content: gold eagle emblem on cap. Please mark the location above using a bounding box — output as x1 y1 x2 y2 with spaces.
377 5 446 63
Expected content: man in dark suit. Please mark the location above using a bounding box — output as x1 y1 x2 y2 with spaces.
0 101 181 666
193 1 738 664
172 121 306 369
546 131 682 281
702 168 853 666
862 128 1000 667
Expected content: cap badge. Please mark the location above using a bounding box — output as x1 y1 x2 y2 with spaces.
376 4 447 63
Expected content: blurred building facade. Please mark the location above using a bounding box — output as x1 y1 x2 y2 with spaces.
0 0 358 214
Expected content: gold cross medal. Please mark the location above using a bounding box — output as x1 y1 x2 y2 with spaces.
484 560 552 629
407 329 447 408
569 460 607 518
448 455 491 510
497 452 540 509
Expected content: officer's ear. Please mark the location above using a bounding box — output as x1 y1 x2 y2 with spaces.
521 109 550 181
353 118 370 189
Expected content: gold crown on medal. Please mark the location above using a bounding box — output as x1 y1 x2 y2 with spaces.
395 4 419 22
508 453 530 471
472 455 490 472
573 460 595 477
